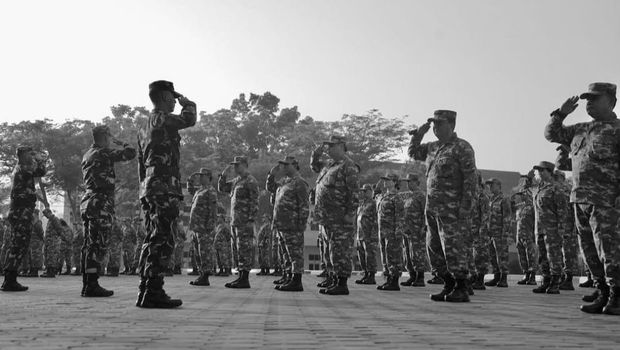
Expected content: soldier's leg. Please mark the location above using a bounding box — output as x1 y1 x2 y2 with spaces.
278 231 292 274
365 240 378 273
106 238 121 274
437 211 469 280
425 212 447 276
385 231 403 277
536 233 550 277
236 224 254 272
516 233 528 274
356 239 367 272
472 234 489 276
327 223 354 278
488 237 499 273
544 229 564 277
30 238 44 272
411 229 428 274
562 227 580 277
591 206 620 282
403 234 414 275
574 204 605 279
230 228 239 269
43 226 59 275
525 231 538 273
174 239 184 272
379 233 388 274
198 230 216 275
286 230 304 275
1 207 34 291
82 213 115 296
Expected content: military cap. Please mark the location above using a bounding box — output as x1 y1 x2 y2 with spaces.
380 173 399 182
484 178 502 185
361 184 374 192
556 144 570 152
533 161 555 172
401 173 419 182
92 125 111 137
427 110 457 124
149 80 181 98
579 82 617 100
322 134 346 145
42 208 52 216
16 145 33 157
230 156 248 166
277 155 298 166
192 167 212 177
554 170 566 179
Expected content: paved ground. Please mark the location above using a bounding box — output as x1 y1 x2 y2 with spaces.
0 272 617 350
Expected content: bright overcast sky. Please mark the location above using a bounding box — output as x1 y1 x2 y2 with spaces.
1 0 619 173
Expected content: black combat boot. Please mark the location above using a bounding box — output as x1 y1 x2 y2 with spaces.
526 271 537 285
278 273 303 292
431 273 456 301
471 273 486 290
0 271 29 292
377 274 391 290
271 268 283 276
558 273 575 291
139 277 182 308
362 271 377 285
603 280 620 315
579 273 595 288
256 268 268 276
546 275 561 294
533 275 551 293
355 271 368 284
400 272 415 286
445 278 471 302
517 271 530 285
378 273 400 291
496 273 508 288
135 278 146 306
105 267 119 277
382 265 389 277
411 270 425 287
226 270 250 289
465 276 474 296
189 272 210 286
274 271 291 286
320 276 350 295
81 273 87 296
317 272 334 288
82 273 114 297
485 272 500 287
317 269 328 278
427 273 444 285
39 267 56 278
583 289 600 302
581 279 610 314
173 265 182 275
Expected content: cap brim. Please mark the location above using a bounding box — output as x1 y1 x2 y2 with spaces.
579 92 603 99
277 160 290 165
230 161 240 165
532 166 551 171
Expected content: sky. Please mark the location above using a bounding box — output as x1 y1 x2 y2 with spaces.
1 0 619 174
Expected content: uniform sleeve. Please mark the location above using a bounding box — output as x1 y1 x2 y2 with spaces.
109 145 137 162
544 113 576 145
411 194 426 235
344 161 360 217
188 192 205 231
408 134 430 161
395 197 405 236
310 149 325 174
164 100 197 130
501 197 512 234
460 143 477 212
296 180 310 230
218 175 232 194
248 179 259 222
266 173 278 194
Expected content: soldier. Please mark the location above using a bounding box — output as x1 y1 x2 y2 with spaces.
171 220 186 275
399 173 427 287
271 223 284 276
121 218 137 275
513 174 538 286
531 161 568 295
58 219 73 275
376 174 405 291
545 82 620 314
354 184 378 285
71 222 84 276
218 156 259 289
136 80 195 308
214 214 232 276
40 208 62 278
470 173 491 290
409 110 477 302
104 219 122 277
28 210 44 277
553 170 579 291
311 135 360 296
81 124 135 297
132 216 145 276
256 215 272 276
1 146 47 292
0 218 9 275
484 178 511 288
188 168 218 286
267 156 310 292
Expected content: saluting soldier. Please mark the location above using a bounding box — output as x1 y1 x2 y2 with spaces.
354 184 378 285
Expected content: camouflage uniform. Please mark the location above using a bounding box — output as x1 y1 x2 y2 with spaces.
268 173 310 274
81 142 136 275
555 180 579 276
189 184 218 274
545 108 620 281
487 192 511 275
171 221 186 271
470 188 490 275
311 149 360 279
43 214 63 271
409 129 477 280
317 225 330 272
218 173 259 272
121 221 137 272
133 220 146 271
58 224 73 272
214 222 232 270
105 220 123 272
514 189 538 274
3 157 46 273
533 181 569 277
377 191 405 275
30 217 44 271
0 221 9 271
257 222 272 269
401 188 427 275
356 197 378 273
72 224 84 273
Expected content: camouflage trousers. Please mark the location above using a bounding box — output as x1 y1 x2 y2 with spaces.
380 229 403 275
172 240 184 269
139 195 178 279
121 237 135 272
574 204 620 281
403 231 427 274
43 232 61 271
318 226 331 271
516 228 537 273
58 240 72 271
273 231 283 270
214 234 231 270
425 207 470 280
189 236 198 271
29 236 44 270
258 242 271 269
72 233 83 273
0 228 12 271
4 206 35 272
196 230 216 274
230 228 239 268
324 222 355 278
561 227 579 275
279 229 305 274
536 227 564 277
133 229 146 271
106 236 121 271
232 224 254 272
488 229 509 274
356 238 378 273
470 230 490 275
379 230 388 272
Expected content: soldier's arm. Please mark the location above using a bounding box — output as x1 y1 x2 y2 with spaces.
544 111 576 145
265 172 278 194
411 195 426 235
501 198 512 235
310 147 325 174
248 180 259 223
460 143 478 213
297 180 310 229
408 133 430 161
344 162 361 219
188 192 204 232
218 174 232 193
164 99 197 130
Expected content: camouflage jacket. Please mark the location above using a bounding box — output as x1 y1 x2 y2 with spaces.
122 222 137 245
400 189 426 237
81 144 136 195
218 173 259 227
267 173 309 233
109 220 123 242
472 190 490 236
189 185 218 233
532 181 569 235
9 159 46 210
257 223 271 248
60 225 73 244
514 188 535 235
214 222 231 243
32 219 44 241
408 132 477 213
545 112 620 207
555 181 575 231
137 102 197 199
376 191 405 236
356 197 377 241
45 215 63 240
310 152 360 226
488 193 511 235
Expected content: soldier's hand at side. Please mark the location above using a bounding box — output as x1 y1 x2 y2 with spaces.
559 96 579 116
